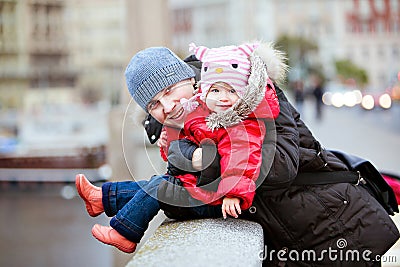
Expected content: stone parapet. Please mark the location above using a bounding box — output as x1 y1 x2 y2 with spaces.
126 218 263 267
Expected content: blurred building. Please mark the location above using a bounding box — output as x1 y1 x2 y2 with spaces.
1 0 398 108
123 0 172 105
0 0 75 111
168 0 400 91
0 0 171 109
344 0 400 91
65 0 127 105
0 0 171 174
168 0 275 56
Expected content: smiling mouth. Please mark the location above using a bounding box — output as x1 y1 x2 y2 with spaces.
168 107 184 120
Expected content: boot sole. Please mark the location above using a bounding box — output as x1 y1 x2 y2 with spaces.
91 226 136 253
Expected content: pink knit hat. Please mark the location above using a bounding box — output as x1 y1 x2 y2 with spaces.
189 42 259 100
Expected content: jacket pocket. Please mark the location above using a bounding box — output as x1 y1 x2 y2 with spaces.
307 184 350 219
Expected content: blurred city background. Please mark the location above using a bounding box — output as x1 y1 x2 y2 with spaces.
0 0 399 266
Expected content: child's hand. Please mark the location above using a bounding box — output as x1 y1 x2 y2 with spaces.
157 129 167 148
222 197 241 219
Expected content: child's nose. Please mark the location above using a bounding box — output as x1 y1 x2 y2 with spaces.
219 94 229 102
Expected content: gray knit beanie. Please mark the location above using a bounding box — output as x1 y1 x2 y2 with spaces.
125 47 195 111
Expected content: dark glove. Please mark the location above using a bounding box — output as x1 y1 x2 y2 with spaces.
142 113 163 144
197 139 221 191
167 139 199 175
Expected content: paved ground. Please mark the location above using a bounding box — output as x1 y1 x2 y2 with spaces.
299 99 400 174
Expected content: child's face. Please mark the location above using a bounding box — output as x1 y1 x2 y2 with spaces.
205 82 239 113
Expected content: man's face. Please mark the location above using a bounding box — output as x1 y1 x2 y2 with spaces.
205 82 239 113
147 78 195 128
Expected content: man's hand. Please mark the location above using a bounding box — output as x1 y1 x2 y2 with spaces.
222 197 241 219
157 129 168 149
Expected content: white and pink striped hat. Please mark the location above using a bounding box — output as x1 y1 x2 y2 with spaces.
189 42 259 100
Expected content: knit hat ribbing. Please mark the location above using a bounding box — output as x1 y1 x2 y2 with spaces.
125 47 195 111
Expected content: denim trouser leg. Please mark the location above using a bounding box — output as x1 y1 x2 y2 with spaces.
104 175 168 243
102 180 148 217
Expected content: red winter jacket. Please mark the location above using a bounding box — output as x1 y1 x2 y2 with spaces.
161 80 279 210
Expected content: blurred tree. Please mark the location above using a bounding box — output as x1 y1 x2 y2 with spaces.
335 59 368 87
308 64 326 85
276 35 318 65
276 35 322 87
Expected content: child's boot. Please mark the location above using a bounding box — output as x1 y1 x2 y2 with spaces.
91 224 137 253
75 174 104 217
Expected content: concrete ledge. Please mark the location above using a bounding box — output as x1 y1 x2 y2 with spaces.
126 218 263 267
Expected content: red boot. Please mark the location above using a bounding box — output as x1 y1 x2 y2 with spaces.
91 224 137 253
75 174 104 217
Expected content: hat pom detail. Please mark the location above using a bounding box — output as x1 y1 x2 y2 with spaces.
180 97 199 113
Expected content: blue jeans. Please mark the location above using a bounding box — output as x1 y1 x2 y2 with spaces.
101 175 222 243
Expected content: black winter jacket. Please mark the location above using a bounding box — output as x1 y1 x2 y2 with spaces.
242 87 399 266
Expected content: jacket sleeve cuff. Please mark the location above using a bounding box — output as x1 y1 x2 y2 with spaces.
217 177 256 210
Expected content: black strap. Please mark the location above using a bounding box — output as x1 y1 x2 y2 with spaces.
292 171 359 185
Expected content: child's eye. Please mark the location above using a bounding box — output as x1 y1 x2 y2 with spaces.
230 89 236 93
211 88 219 93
